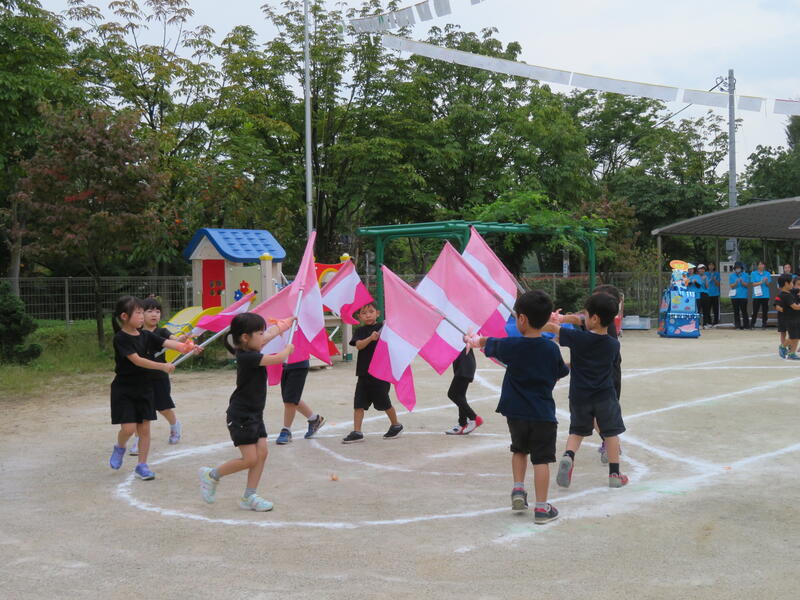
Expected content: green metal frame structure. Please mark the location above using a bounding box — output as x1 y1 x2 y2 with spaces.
356 220 607 314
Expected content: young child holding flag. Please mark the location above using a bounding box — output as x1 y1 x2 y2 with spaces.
276 359 325 444
342 303 403 443
198 313 294 511
444 347 483 435
468 290 569 524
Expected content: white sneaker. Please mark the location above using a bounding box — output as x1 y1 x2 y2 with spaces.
198 467 218 503
445 424 465 435
462 415 484 434
129 436 139 456
239 494 273 512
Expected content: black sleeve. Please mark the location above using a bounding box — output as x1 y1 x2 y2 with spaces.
142 329 166 354
236 350 263 369
349 326 364 347
156 327 173 340
114 333 138 358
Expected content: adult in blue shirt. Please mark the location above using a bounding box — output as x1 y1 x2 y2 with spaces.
692 264 711 328
749 261 771 329
729 261 750 330
706 262 721 326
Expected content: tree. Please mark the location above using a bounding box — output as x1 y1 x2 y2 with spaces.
742 116 800 202
0 0 81 291
0 280 41 364
14 107 165 348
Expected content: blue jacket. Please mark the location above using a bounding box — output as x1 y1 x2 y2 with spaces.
729 272 750 299
749 269 771 299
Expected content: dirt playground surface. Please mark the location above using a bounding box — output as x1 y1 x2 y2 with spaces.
2 328 799 599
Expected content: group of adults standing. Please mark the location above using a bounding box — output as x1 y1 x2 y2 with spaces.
687 261 790 330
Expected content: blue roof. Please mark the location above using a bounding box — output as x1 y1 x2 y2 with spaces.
183 228 286 262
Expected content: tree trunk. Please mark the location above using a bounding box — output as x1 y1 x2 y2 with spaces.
94 275 105 349
5 191 22 296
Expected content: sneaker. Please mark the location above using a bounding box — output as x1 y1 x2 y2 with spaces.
128 436 139 456
199 467 218 503
134 463 155 480
462 415 484 434
556 455 574 488
304 415 325 439
511 488 528 511
168 421 182 445
239 494 273 512
109 445 125 470
609 472 629 488
383 423 404 439
788 353 800 361
534 503 559 524
779 345 788 359
445 424 466 435
276 428 292 445
598 441 608 464
342 431 365 444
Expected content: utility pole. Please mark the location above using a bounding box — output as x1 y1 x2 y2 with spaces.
717 69 738 260
303 0 313 236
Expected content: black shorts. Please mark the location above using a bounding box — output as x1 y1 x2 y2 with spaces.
354 374 391 411
777 312 786 333
569 391 626 438
506 418 557 464
151 377 175 412
281 367 308 405
110 380 156 424
787 320 800 340
613 360 622 402
227 413 267 446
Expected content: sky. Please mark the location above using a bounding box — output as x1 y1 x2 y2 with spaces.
43 0 800 173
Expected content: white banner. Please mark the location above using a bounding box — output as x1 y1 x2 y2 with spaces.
572 72 678 102
415 1 433 21
775 99 800 116
682 88 728 108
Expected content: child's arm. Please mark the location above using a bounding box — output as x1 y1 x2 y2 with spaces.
264 317 295 343
259 343 295 366
162 338 202 355
354 330 380 350
126 353 175 374
541 322 561 341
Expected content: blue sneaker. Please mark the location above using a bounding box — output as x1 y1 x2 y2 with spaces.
788 353 800 361
304 415 325 439
779 345 788 359
276 428 292 445
135 463 156 480
109 445 125 470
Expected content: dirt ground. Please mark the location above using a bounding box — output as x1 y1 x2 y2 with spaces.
2 328 799 599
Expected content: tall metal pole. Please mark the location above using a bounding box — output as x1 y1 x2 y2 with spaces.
727 68 737 210
304 0 313 236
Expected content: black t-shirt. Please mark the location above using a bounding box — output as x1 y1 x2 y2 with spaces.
350 323 382 376
779 291 800 321
113 329 165 380
284 359 310 371
452 347 476 381
559 327 620 402
142 327 172 380
227 350 267 417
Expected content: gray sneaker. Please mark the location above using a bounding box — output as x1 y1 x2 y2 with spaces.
511 488 528 511
342 431 364 444
383 423 404 439
556 455 574 488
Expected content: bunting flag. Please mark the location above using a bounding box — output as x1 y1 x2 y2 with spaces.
192 292 256 335
350 0 483 33
320 260 374 325
416 242 504 373
251 232 331 385
462 226 519 338
368 266 444 411
381 34 800 116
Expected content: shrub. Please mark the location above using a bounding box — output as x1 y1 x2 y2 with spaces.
0 281 42 364
554 278 589 313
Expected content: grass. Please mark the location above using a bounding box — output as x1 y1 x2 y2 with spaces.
0 319 233 399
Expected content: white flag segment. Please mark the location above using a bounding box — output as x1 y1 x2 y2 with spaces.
463 226 518 304
320 260 374 325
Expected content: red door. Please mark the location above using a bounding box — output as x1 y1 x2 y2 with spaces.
202 260 225 308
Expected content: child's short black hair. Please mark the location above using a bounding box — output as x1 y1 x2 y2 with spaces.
359 302 377 312
142 297 162 312
224 312 267 353
778 273 793 287
592 284 621 303
111 295 143 333
513 290 553 329
585 293 618 327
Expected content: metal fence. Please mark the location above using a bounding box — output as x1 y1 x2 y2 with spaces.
5 272 671 323
2 277 193 322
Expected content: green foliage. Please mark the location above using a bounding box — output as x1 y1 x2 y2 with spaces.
554 278 588 313
0 281 41 364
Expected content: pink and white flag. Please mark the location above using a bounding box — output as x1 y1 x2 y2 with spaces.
462 226 519 337
320 260 374 325
192 292 256 335
368 266 443 411
416 242 505 374
251 232 331 385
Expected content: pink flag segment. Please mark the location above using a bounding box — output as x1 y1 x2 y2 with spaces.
320 260 374 325
194 292 256 333
368 266 443 411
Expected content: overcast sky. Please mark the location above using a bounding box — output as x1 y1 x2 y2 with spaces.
44 0 800 173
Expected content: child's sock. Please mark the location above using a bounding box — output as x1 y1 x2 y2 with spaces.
209 468 220 481
513 481 525 490
609 463 620 475
244 488 256 498
564 450 575 460
307 413 318 422
535 502 549 511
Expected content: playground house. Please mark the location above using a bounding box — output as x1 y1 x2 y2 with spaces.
183 228 286 308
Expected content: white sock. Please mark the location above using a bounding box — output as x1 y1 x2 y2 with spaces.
307 413 318 422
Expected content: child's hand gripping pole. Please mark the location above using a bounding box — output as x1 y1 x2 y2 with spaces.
172 329 226 367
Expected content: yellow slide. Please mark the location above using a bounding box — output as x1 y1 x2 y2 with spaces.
163 305 223 362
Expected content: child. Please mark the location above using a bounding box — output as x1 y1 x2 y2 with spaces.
342 303 403 443
776 274 800 361
276 359 325 445
468 290 568 524
128 297 184 455
108 296 195 480
444 347 483 435
198 313 294 511
546 293 629 489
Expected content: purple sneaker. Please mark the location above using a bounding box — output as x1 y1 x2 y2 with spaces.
109 445 125 470
135 463 156 480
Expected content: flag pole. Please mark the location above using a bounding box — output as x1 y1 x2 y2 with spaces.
172 326 230 367
283 288 305 364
